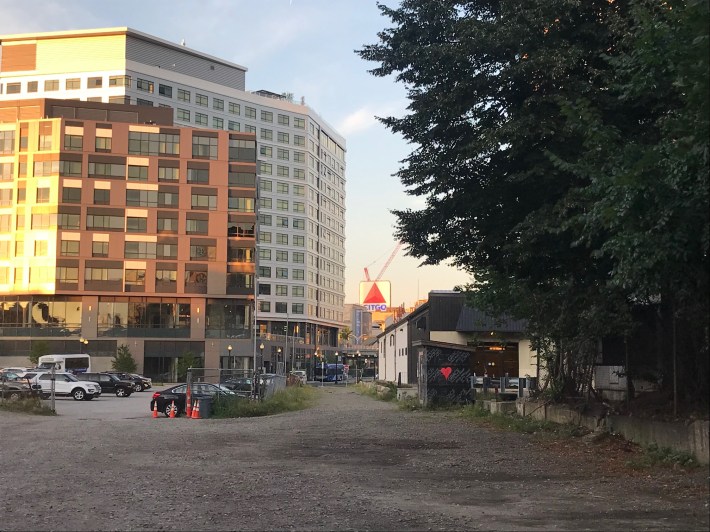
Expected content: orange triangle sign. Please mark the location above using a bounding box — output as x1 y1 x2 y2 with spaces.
363 283 386 305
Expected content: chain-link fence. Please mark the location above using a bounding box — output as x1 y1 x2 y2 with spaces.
186 367 286 401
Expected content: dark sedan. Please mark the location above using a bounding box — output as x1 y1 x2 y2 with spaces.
150 383 236 417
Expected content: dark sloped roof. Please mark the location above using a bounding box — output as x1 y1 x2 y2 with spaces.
456 306 527 333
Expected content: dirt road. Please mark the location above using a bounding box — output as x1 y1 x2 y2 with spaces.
1 386 707 531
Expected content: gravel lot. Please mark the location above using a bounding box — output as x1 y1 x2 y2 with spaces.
1 386 707 531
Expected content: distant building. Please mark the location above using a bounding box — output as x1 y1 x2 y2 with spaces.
0 27 347 371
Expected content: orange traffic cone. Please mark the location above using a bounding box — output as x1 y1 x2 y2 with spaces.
186 395 192 418
169 400 176 418
152 400 158 418
191 400 201 419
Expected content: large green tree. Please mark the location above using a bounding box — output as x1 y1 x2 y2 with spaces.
358 0 708 404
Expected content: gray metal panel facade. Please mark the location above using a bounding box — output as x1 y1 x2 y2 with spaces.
428 292 466 331
456 306 527 333
126 36 245 91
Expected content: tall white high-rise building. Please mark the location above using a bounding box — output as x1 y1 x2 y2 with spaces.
0 27 346 372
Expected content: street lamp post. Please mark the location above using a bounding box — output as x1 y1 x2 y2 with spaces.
277 347 282 375
356 350 361 384
334 351 339 385
79 337 88 354
259 343 264 371
227 344 233 372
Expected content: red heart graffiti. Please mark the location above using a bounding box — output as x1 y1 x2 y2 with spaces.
440 367 452 380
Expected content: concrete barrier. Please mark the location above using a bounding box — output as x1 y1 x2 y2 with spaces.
396 388 418 401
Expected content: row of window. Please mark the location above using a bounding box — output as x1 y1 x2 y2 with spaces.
258 233 306 247
2 75 128 95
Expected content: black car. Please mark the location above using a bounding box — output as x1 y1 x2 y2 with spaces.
107 372 151 392
150 383 236 417
79 373 135 397
220 377 254 397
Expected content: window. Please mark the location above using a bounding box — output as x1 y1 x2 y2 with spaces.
34 240 48 257
259 249 271 261
66 78 80 90
190 245 216 261
16 214 24 229
261 110 273 122
186 219 208 234
278 114 289 126
293 184 305 196
212 117 224 129
0 215 12 232
258 284 271 296
87 77 103 88
92 241 109 257
85 267 122 282
294 117 305 129
128 132 180 156
16 185 25 203
177 108 190 122
194 112 207 126
5 83 21 94
62 187 81 203
276 234 288 245
276 216 289 228
125 269 146 289
276 268 288 279
193 136 217 159
261 129 273 141
158 166 179 182
294 135 305 147
64 134 83 151
293 235 305 247
277 182 289 194
293 202 305 213
137 78 154 92
196 93 208 107
109 75 131 87
260 180 273 193
258 266 271 278
213 98 224 111
291 303 304 314
229 102 240 115
157 216 178 233
58 213 81 229
277 148 289 160
293 218 305 230
259 214 272 226
127 165 148 181
156 269 177 284
293 151 306 163
0 131 14 154
109 96 131 105
126 217 147 232
178 89 190 102
136 98 153 107
44 80 59 91
89 162 124 178
293 252 304 264
191 194 217 210
95 136 112 152
260 145 273 157
260 162 272 175
159 84 173 98
259 301 271 312
244 107 257 120
292 286 304 297
94 189 110 205
60 240 79 257
126 189 158 207
57 267 79 284
276 250 288 262
259 232 272 244
27 81 38 93
124 241 156 259
228 197 254 212
277 199 289 211
187 168 209 184
0 163 13 181
277 132 289 144
0 189 12 206
157 243 177 259
275 302 287 313
15 239 24 256
275 285 288 296
228 121 240 131
38 122 53 150
259 197 272 209
158 191 179 208
244 125 256 134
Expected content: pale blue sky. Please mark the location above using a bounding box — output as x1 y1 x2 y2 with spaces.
0 0 472 307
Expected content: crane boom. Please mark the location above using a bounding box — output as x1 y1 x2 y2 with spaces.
374 241 402 281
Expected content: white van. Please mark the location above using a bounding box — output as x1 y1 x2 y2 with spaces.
37 354 91 374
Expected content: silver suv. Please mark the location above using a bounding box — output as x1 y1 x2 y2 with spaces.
28 372 101 401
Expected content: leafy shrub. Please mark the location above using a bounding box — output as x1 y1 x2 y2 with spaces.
0 396 55 415
211 386 315 418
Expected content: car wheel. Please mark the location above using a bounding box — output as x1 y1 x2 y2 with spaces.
9 391 22 401
72 388 86 401
116 388 127 397
134 383 143 392
163 403 179 417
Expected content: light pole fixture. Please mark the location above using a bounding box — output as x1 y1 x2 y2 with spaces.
356 350 361 384
259 342 264 370
334 351 339 385
227 344 233 370
277 347 282 374
79 336 88 354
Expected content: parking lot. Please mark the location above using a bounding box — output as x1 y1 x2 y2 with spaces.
38 387 155 419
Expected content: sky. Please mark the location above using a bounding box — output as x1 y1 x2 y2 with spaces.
0 0 473 308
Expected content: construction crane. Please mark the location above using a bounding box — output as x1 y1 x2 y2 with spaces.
363 241 402 282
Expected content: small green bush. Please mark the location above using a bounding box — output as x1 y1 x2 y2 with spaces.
625 444 698 470
461 403 585 435
211 386 315 418
0 396 56 415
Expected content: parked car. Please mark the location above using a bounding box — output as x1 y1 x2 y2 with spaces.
0 380 40 400
150 383 236 417
221 377 254 397
79 373 135 397
29 372 101 401
107 372 152 392
290 370 307 385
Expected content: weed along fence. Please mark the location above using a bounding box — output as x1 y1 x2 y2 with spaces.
187 368 286 405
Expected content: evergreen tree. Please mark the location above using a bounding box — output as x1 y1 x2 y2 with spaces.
112 344 138 373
